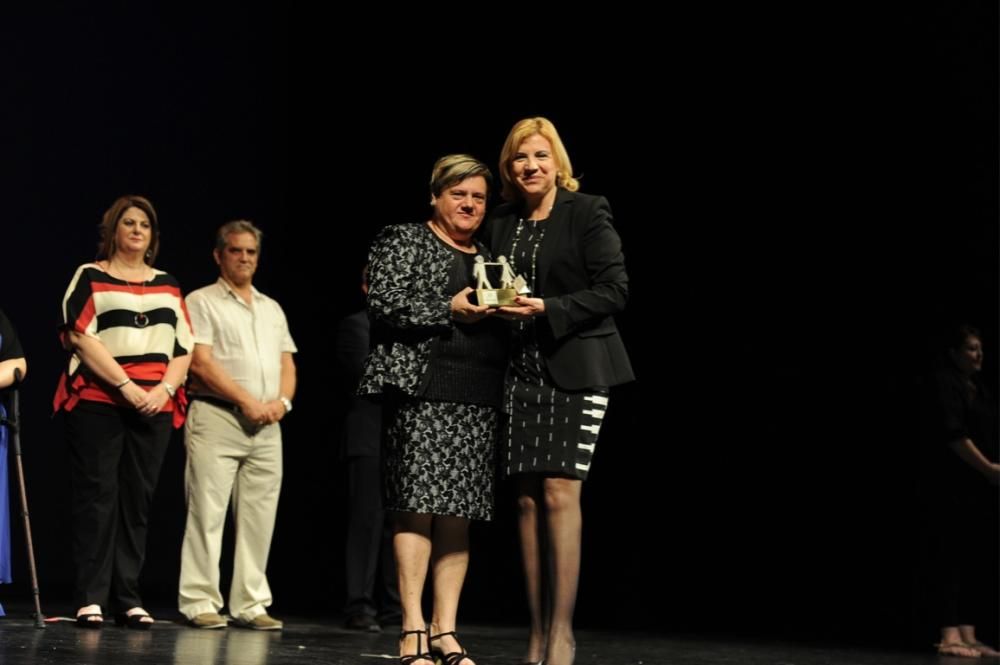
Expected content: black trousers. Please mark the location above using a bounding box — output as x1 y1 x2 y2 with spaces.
344 455 399 619
923 497 999 628
64 401 172 611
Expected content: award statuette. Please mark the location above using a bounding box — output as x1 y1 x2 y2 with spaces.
473 255 518 307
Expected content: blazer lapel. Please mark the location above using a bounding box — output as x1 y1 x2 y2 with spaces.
493 209 520 264
535 188 573 295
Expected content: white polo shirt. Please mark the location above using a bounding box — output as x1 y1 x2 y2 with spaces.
186 278 297 402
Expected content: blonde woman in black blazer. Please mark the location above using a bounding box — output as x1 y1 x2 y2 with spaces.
481 117 634 665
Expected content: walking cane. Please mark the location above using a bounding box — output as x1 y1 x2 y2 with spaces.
6 368 45 628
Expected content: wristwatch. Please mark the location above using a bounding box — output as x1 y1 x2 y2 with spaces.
279 396 292 414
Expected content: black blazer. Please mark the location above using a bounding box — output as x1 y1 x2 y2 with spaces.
481 188 634 390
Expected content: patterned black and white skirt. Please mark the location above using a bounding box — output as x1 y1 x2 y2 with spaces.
383 397 497 521
502 377 609 480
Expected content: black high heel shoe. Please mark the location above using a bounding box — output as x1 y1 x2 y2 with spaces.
75 607 104 629
429 630 473 665
114 609 154 630
399 628 433 665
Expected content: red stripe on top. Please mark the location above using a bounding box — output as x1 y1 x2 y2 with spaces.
180 297 193 331
122 361 169 383
73 296 98 334
90 282 183 296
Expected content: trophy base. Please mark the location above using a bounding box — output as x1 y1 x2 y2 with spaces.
476 288 517 307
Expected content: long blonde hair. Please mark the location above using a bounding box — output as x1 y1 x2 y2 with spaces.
498 117 579 201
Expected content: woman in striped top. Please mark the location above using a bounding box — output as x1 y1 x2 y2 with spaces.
54 195 193 629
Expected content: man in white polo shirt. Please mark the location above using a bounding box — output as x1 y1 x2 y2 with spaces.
179 220 297 630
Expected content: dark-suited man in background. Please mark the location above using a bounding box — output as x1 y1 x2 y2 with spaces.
336 269 400 631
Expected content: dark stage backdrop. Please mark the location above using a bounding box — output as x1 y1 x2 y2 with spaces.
1 3 996 647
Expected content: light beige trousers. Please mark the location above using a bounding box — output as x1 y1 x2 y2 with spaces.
178 401 283 620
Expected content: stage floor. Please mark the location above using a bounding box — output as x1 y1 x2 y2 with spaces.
0 606 956 665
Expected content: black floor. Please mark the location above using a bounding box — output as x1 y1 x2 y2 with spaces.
0 605 967 665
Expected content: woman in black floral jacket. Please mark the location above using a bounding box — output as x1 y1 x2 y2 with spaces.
358 154 507 665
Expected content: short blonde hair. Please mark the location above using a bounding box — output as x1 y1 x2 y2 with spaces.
498 117 579 201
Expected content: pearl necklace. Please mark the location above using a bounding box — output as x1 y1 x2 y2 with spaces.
508 209 550 294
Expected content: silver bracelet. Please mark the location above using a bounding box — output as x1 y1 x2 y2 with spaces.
161 381 176 398
115 377 132 389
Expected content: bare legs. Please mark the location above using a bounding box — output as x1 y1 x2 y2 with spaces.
515 474 582 665
394 512 476 665
430 516 475 662
394 512 433 664
516 478 547 663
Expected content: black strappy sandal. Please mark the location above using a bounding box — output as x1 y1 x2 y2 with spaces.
400 628 433 665
429 630 473 665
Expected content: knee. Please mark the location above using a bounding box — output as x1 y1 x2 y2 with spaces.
517 493 539 517
543 478 580 513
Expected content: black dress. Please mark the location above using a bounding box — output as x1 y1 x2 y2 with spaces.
502 219 608 480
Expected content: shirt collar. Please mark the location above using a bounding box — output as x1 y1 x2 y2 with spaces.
215 276 262 302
